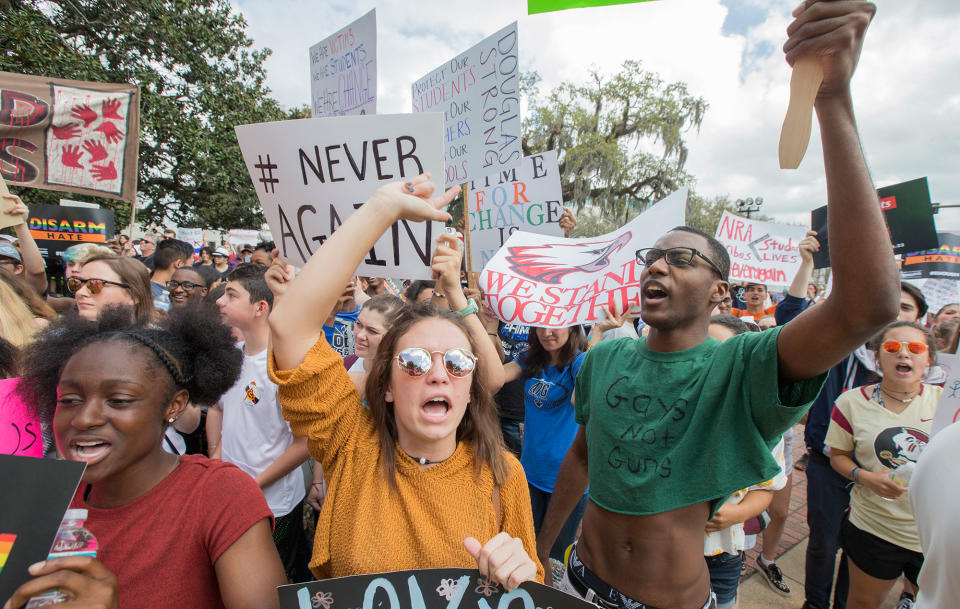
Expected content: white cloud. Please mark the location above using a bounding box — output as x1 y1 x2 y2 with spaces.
232 0 960 230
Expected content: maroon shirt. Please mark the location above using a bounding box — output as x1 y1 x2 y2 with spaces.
71 454 272 608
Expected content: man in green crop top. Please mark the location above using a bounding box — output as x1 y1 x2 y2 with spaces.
535 3 899 609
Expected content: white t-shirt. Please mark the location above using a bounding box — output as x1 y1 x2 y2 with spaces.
912 421 960 609
220 345 305 517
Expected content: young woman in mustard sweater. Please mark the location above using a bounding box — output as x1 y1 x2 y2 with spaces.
266 174 542 589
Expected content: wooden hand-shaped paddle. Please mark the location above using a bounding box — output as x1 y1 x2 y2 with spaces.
778 56 823 169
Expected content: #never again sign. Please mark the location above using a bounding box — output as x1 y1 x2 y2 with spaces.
411 22 520 187
235 113 444 279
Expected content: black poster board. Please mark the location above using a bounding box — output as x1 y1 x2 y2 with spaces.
25 204 115 259
0 455 85 603
900 232 960 280
278 568 595 609
810 177 940 269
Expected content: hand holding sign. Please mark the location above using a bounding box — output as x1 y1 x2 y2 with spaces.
1 194 28 230
431 232 464 298
463 533 539 592
779 0 876 169
264 251 296 302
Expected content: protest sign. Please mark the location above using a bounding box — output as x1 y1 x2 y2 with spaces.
0 379 42 458
59 198 100 209
177 227 205 252
909 278 960 319
309 9 377 118
479 189 686 327
0 71 139 202
26 203 115 258
933 353 960 438
714 211 808 287
811 177 939 269
467 151 563 269
411 22 520 187
228 229 260 250
529 0 658 13
0 454 86 602
278 568 594 609
235 114 444 278
900 232 960 280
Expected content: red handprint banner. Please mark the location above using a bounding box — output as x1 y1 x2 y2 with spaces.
0 71 139 202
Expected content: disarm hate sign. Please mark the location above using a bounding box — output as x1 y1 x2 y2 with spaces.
411 22 520 187
235 114 444 279
467 151 564 269
480 189 686 327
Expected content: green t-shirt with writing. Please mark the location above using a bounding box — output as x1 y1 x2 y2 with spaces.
574 327 824 515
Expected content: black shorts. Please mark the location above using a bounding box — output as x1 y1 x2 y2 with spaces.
840 516 923 585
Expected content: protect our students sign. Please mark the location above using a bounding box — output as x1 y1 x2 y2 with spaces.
479 189 686 327
467 151 563 269
714 211 808 287
235 113 444 279
309 9 376 118
411 22 520 187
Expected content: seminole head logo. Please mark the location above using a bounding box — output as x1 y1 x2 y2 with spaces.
504 231 633 285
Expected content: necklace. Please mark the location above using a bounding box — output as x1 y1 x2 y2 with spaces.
878 384 917 404
404 451 447 466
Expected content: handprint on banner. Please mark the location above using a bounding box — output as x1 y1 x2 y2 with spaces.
62 145 84 169
71 103 97 127
82 139 109 162
90 161 117 181
52 122 81 140
101 98 123 120
94 121 124 144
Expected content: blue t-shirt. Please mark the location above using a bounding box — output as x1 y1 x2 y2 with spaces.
322 306 360 357
519 351 587 493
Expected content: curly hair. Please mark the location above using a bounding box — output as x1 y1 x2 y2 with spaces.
363 303 507 489
18 305 243 424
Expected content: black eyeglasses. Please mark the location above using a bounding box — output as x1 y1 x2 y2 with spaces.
67 277 131 295
636 247 725 279
166 280 203 291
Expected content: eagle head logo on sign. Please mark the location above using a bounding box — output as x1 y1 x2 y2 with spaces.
480 189 686 328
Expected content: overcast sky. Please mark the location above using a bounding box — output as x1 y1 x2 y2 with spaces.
231 0 960 232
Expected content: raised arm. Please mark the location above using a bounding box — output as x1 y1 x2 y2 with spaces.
776 1 898 383
3 194 48 295
269 175 457 370
775 231 819 325
433 232 505 392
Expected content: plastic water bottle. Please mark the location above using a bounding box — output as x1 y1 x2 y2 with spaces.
890 461 916 490
25 509 98 608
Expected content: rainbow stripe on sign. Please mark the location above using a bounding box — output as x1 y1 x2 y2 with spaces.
0 533 16 574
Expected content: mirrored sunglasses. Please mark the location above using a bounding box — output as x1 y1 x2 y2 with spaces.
881 340 927 355
394 347 477 378
67 277 131 295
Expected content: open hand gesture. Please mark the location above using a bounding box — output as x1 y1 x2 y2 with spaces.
367 173 458 225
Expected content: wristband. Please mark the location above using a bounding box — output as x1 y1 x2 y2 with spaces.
851 467 862 484
455 298 479 318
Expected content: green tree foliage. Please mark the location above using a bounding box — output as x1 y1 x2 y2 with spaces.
522 61 708 226
0 0 292 229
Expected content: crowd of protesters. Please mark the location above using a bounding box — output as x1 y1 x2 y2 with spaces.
2 3 957 609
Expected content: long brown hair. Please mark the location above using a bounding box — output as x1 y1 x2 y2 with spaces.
81 254 154 323
522 325 587 378
364 303 508 489
0 267 57 320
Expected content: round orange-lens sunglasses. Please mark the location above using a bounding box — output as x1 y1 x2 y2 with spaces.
881 340 927 355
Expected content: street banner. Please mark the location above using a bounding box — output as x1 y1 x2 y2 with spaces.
278 568 594 609
0 71 139 202
26 203 115 258
0 454 86 603
479 189 686 327
309 9 376 118
900 232 960 281
411 22 520 187
235 113 444 278
0 379 42 458
812 177 939 268
467 151 563 269
529 0 659 13
714 211 808 287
